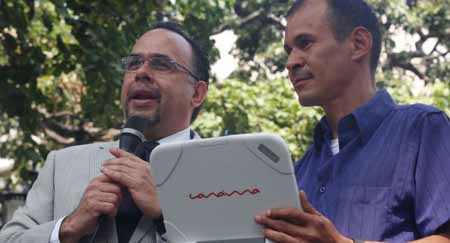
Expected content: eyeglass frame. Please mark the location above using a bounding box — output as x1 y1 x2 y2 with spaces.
120 54 201 82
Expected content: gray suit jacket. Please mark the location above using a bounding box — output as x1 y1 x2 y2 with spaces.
0 141 160 243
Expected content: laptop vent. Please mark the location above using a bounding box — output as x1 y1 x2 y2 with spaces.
257 144 280 163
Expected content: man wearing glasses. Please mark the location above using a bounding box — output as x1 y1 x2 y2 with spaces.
0 22 209 243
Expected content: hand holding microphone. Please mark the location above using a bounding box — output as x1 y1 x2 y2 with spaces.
59 116 154 242
102 116 162 218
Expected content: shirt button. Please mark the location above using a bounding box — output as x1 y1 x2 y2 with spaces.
319 186 326 193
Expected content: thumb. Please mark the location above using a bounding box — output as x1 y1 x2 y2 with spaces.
300 190 321 216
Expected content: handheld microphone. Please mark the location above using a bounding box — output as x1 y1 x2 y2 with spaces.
101 116 149 242
119 116 148 153
93 116 148 241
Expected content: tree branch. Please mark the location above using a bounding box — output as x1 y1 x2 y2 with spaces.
211 9 265 35
393 62 426 80
385 52 427 81
266 14 285 31
211 9 285 35
429 39 441 55
40 117 108 145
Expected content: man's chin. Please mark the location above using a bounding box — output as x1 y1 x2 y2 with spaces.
126 107 151 118
125 110 160 125
296 91 319 107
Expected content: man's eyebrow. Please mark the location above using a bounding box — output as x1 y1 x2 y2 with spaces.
150 53 171 59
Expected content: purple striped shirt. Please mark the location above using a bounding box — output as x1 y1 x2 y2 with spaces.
295 90 450 242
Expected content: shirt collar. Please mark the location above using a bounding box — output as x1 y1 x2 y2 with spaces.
313 117 332 150
154 127 192 144
352 89 396 143
313 89 396 150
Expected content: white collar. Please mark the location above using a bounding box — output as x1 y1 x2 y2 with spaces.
330 138 339 155
156 127 192 144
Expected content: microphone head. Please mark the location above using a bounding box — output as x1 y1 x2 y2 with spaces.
120 116 148 152
124 116 148 133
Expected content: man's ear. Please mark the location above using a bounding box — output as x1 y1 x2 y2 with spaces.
191 81 208 108
349 26 372 63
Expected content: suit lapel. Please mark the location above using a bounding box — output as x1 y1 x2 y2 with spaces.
129 217 156 243
92 218 118 243
90 141 119 243
89 141 118 180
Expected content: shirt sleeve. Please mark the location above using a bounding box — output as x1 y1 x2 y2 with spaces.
50 217 65 243
414 111 450 236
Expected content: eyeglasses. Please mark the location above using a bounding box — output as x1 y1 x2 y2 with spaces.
120 54 200 81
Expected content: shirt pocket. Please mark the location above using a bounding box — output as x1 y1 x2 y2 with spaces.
332 185 392 239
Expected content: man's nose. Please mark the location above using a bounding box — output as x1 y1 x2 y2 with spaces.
286 52 306 79
286 51 306 73
134 62 153 83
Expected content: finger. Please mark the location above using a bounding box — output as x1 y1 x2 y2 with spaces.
266 208 311 226
101 165 145 188
256 215 306 237
87 179 120 195
101 164 141 179
263 228 301 243
96 182 123 196
89 175 122 192
83 191 122 216
299 191 321 216
102 158 151 175
93 191 122 206
102 157 148 171
93 201 119 217
102 158 136 168
90 183 122 201
109 148 141 161
93 174 115 183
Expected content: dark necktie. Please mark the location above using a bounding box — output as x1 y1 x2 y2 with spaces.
116 141 159 243
141 141 160 162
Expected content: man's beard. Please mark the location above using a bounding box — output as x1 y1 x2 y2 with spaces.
124 82 162 129
124 104 161 128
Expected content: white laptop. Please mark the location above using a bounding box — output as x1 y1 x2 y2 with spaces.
150 133 301 243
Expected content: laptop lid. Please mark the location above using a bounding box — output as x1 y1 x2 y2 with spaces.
150 133 301 243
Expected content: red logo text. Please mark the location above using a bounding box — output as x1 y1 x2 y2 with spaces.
189 188 261 200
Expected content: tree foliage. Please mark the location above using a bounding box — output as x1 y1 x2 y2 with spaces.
0 0 449 189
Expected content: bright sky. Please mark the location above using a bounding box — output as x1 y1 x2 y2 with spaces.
0 158 14 174
211 30 238 81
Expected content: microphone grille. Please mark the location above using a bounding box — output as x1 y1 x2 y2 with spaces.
124 116 148 133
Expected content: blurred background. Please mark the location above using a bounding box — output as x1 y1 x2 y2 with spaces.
0 0 449 226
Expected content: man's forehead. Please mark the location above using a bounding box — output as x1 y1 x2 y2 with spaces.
132 28 193 62
138 28 184 43
285 0 329 41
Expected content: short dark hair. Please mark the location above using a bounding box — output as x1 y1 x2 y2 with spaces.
287 0 382 74
148 21 210 122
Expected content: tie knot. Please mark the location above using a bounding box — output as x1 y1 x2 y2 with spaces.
135 141 159 162
143 141 159 152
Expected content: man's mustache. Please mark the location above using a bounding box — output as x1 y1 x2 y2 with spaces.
290 66 314 81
